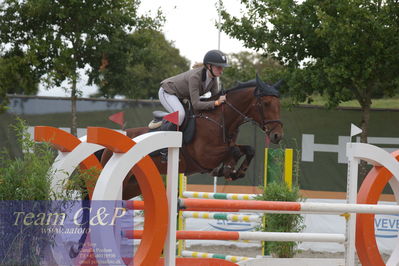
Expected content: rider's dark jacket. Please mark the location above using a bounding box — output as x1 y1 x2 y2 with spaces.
160 67 218 110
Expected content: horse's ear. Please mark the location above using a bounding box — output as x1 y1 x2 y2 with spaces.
255 73 264 87
254 73 261 95
273 80 284 90
254 73 281 98
255 73 268 96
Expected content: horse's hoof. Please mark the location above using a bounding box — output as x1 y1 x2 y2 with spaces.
68 242 81 258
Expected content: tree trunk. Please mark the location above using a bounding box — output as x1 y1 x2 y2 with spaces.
71 74 78 137
358 102 371 179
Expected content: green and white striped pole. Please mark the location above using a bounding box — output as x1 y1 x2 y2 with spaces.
182 191 259 200
182 211 261 222
181 250 253 263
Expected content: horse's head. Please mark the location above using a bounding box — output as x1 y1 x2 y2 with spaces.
249 75 283 144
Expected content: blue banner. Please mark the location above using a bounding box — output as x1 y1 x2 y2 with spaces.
0 200 134 266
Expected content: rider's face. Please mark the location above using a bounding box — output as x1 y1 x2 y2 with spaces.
210 65 224 77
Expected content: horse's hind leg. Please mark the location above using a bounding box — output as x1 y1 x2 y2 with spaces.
235 145 255 179
100 148 113 166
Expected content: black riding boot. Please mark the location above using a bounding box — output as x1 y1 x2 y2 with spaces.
159 121 177 163
160 121 177 131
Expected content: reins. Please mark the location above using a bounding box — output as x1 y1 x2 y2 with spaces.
225 100 252 124
225 97 283 135
196 87 283 144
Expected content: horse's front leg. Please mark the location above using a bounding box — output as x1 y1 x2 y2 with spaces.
234 145 255 179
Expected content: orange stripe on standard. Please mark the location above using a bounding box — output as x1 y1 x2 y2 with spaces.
125 230 240 241
181 198 301 211
124 200 145 210
87 127 133 153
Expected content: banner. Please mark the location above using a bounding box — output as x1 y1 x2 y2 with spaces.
0 200 134 266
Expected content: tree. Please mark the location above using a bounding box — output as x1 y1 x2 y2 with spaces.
221 51 284 89
0 49 40 112
88 29 190 99
0 0 162 135
220 0 399 146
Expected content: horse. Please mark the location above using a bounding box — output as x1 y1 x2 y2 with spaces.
100 75 283 200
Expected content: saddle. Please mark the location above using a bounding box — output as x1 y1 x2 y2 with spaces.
148 100 196 144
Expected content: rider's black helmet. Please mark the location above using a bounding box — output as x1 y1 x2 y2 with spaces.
203 50 229 67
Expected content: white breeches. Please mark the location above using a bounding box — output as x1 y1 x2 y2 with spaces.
158 87 185 126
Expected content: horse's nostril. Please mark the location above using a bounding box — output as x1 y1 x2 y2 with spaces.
272 133 282 144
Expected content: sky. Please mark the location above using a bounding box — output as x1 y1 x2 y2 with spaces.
139 0 250 65
38 0 251 97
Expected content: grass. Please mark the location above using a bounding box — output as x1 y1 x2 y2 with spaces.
297 94 399 109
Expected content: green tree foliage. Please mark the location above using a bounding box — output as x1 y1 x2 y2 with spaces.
0 0 162 135
221 51 284 89
89 29 190 99
220 0 399 144
0 49 40 112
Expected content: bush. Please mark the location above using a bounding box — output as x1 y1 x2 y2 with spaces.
258 146 305 258
0 118 96 265
0 118 55 200
0 119 57 265
258 181 305 257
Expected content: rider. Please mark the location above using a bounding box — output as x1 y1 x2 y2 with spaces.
158 49 229 131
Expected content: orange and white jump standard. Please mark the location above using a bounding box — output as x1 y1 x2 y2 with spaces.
35 126 185 266
35 125 399 266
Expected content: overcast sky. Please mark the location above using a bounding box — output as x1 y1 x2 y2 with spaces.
38 0 250 97
140 0 250 64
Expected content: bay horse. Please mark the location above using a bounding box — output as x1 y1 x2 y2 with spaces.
100 75 283 200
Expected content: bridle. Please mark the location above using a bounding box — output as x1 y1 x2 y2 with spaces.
196 88 283 144
254 96 283 136
224 96 283 136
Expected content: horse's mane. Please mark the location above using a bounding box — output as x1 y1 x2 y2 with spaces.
201 76 281 102
200 79 256 102
226 79 257 94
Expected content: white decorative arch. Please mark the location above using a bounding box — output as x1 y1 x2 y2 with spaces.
90 131 182 266
346 142 399 266
50 141 104 197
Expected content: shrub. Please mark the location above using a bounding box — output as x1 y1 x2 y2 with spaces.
258 145 305 258
257 181 305 257
0 118 55 200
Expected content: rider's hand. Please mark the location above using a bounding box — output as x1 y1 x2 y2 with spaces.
215 95 226 106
